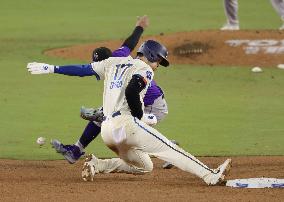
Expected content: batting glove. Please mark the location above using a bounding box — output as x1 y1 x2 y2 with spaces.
141 113 157 126
27 62 55 74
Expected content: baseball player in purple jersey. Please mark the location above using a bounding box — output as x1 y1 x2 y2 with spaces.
221 0 284 30
27 16 175 166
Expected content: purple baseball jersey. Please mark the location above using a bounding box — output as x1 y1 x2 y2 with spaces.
143 80 164 106
112 46 164 106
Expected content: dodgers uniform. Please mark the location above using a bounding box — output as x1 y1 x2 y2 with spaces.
27 39 231 185
27 35 168 164
112 47 168 122
82 55 229 184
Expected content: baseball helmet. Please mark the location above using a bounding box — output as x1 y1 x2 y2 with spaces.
137 40 169 67
92 47 112 62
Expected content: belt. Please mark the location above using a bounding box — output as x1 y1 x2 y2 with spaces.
112 111 121 118
103 111 121 121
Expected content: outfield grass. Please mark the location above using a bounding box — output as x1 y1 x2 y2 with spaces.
0 0 283 159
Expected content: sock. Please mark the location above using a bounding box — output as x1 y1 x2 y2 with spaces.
75 141 84 152
77 121 101 148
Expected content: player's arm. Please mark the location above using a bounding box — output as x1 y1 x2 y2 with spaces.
27 62 103 80
122 15 149 51
112 15 149 57
125 67 153 119
125 74 146 119
143 80 168 124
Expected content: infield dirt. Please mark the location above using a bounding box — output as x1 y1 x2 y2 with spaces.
1 157 283 202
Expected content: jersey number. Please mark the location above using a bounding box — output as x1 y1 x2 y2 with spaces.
110 63 133 89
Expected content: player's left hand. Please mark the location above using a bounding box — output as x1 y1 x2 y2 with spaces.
141 113 157 126
27 62 55 74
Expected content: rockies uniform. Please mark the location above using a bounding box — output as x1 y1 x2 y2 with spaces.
144 80 168 121
222 0 284 30
270 0 284 30
221 0 240 30
81 40 231 185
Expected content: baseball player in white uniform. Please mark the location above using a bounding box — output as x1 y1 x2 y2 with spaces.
26 16 177 169
77 40 231 185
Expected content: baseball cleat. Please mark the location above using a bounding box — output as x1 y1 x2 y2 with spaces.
51 139 85 164
203 158 232 186
220 24 239 31
82 154 99 182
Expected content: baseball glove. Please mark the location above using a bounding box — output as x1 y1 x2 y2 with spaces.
80 106 104 123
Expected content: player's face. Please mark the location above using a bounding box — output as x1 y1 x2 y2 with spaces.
149 57 162 71
149 61 159 71
139 56 161 71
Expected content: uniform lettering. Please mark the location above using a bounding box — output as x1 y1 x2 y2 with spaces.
110 81 123 89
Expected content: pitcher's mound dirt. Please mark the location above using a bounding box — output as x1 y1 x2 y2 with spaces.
45 30 284 67
1 157 283 202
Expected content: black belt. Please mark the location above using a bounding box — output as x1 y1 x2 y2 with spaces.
112 111 121 118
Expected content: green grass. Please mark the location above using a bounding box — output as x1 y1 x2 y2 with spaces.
156 66 284 156
0 0 283 159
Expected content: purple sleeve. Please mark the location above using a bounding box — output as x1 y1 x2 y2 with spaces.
143 80 164 106
111 46 131 57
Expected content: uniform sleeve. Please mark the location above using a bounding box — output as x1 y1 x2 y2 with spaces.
134 67 154 87
125 75 145 119
112 46 131 57
90 59 109 80
54 64 95 77
121 26 144 51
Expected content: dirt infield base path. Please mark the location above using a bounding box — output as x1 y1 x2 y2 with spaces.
1 157 283 202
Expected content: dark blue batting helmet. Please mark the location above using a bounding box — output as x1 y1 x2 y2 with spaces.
137 40 169 67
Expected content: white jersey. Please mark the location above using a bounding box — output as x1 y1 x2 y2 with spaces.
91 56 154 117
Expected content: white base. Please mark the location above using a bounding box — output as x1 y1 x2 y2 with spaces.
277 64 284 69
226 178 284 188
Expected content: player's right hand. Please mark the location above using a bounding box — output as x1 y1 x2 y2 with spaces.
27 62 55 74
136 15 149 29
